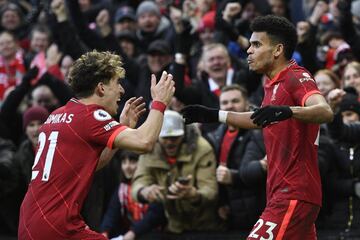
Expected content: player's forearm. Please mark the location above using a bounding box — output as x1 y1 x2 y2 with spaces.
226 111 260 129
291 103 333 123
136 110 164 151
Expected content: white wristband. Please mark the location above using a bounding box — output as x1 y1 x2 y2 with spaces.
218 110 228 123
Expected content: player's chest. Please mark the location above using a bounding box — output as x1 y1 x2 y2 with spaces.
263 82 294 106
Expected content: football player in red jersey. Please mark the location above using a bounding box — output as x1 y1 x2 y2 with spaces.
18 51 175 240
181 15 333 239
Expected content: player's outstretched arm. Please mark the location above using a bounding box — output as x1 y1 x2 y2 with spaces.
291 93 333 123
113 71 175 153
181 104 259 129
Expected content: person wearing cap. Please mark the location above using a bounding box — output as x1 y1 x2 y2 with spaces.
113 6 137 36
135 39 173 125
14 106 49 185
132 110 222 233
136 0 175 54
326 89 360 238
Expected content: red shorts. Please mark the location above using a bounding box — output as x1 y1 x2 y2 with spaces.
247 199 320 240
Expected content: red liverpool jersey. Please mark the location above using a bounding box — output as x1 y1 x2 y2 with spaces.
19 98 126 239
262 60 322 206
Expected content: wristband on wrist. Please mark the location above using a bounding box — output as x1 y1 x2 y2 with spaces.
151 101 166 113
219 110 228 123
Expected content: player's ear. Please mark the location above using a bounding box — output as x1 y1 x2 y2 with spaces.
95 82 105 97
273 43 284 59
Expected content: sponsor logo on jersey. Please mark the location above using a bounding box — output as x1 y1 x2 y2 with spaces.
104 121 120 131
299 72 315 83
94 109 112 121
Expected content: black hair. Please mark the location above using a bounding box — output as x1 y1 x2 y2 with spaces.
250 15 297 60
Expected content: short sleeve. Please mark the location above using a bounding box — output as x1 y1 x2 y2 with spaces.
289 71 321 106
85 109 127 149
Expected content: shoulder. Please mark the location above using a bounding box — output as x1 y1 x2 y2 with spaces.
286 66 315 85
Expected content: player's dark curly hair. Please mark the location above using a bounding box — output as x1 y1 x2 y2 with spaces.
68 51 125 98
250 15 297 60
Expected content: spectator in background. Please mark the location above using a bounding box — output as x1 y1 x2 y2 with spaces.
113 6 137 36
132 110 222 234
343 61 360 95
326 89 360 239
206 84 266 231
15 106 49 185
60 55 73 82
135 0 175 54
24 24 51 68
135 40 173 124
314 69 341 99
100 151 166 240
0 31 25 102
30 84 59 112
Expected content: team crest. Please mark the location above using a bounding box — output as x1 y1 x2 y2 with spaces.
271 83 280 101
93 109 112 121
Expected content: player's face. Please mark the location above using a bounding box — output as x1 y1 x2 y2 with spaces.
159 135 184 157
121 158 138 179
103 76 125 116
247 32 275 74
220 90 248 113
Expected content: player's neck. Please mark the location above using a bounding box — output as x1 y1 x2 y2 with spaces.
266 59 290 80
77 95 101 106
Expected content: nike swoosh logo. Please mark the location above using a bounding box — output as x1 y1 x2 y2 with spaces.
275 112 282 117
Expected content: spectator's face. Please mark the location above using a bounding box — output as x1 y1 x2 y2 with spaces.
121 158 138 179
315 73 336 98
203 47 230 81
159 135 184 157
1 10 20 30
114 19 137 35
137 12 160 33
268 0 286 17
31 85 59 112
342 110 360 124
0 32 17 59
147 53 172 74
25 120 42 148
101 76 125 116
78 0 91 12
247 32 275 74
344 66 360 94
242 2 257 21
220 89 248 113
119 39 135 58
31 31 49 53
199 28 215 45
60 55 74 82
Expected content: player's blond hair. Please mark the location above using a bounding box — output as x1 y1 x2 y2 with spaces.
68 51 125 98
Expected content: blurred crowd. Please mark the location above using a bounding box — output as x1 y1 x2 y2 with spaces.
1 0 360 239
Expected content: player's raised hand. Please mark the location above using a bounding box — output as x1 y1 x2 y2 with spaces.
119 97 146 128
181 104 219 124
150 71 175 106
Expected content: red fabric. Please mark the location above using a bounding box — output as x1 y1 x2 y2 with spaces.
0 51 25 100
325 48 335 69
151 100 166 113
125 185 148 221
18 98 125 239
219 129 238 165
166 156 176 165
48 64 64 81
262 60 322 206
213 88 221 97
247 199 319 240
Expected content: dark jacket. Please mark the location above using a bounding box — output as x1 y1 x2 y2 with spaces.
324 114 360 236
206 126 266 230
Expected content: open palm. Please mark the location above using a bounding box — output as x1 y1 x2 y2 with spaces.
119 97 146 128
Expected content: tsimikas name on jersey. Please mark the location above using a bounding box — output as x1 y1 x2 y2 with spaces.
44 113 74 124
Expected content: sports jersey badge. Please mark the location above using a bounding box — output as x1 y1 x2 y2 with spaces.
271 83 280 101
93 109 112 121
